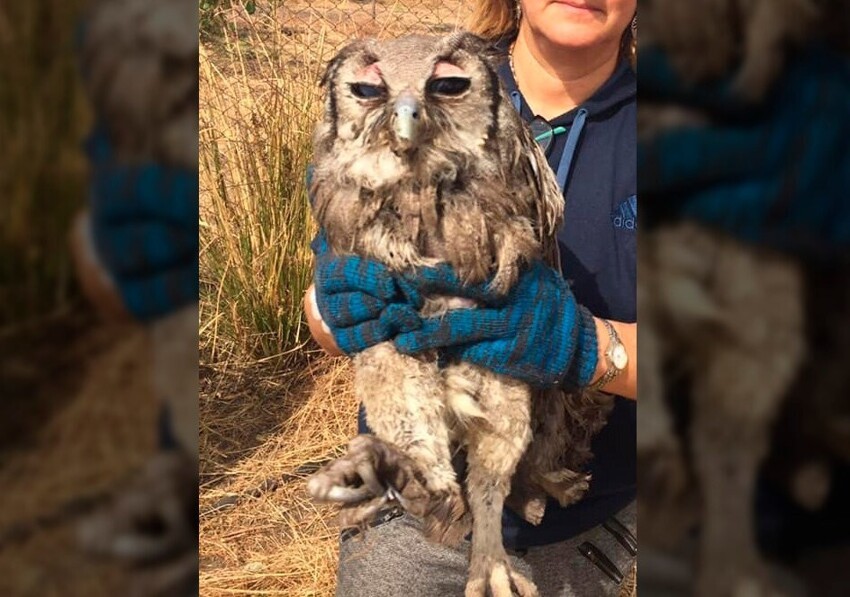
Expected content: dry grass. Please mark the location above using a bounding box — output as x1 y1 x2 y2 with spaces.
199 17 323 362
200 357 358 596
0 0 91 324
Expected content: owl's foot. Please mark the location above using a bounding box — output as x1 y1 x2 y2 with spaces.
77 451 198 597
308 435 469 543
533 468 591 508
77 451 197 562
465 555 538 597
421 487 471 546
505 489 547 526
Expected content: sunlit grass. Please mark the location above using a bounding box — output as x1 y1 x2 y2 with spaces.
199 10 327 363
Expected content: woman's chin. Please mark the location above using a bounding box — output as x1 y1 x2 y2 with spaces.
534 27 619 54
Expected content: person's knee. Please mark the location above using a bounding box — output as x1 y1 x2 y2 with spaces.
336 514 467 597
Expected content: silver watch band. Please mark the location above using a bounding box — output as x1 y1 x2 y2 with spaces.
588 319 623 392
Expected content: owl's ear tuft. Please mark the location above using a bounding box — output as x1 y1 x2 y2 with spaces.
445 32 499 59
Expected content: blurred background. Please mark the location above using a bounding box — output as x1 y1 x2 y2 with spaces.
7 0 850 595
637 0 850 595
0 0 162 594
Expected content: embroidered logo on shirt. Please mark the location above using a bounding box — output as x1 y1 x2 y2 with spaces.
612 195 637 230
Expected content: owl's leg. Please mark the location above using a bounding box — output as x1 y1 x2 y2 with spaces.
531 468 591 507
689 242 804 597
359 345 471 545
636 264 689 506
463 372 538 597
506 465 590 525
310 344 469 545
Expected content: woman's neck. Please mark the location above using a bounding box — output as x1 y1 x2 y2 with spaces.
511 26 620 120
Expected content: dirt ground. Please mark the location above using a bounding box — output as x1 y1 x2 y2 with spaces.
0 309 157 595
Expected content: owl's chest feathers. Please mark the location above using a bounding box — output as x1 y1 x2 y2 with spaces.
319 148 500 281
353 178 462 269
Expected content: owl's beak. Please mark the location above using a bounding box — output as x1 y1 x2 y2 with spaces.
393 92 420 146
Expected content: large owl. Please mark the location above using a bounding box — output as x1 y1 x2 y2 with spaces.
306 33 613 596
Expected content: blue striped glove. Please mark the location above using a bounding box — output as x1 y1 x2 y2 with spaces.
311 231 505 355
86 124 199 322
638 45 850 256
311 231 424 354
394 260 599 389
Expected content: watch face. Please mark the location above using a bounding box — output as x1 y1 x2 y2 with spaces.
612 344 628 370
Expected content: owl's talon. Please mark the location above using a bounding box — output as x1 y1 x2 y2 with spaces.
465 558 538 597
386 485 412 511
356 461 387 496
339 494 390 530
325 485 375 503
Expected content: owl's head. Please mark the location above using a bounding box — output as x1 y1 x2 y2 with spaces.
316 33 503 160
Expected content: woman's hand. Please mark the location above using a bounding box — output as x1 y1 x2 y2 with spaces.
638 45 850 255
307 240 634 397
394 260 599 389
69 210 133 322
304 284 342 356
307 231 496 356
308 231 423 355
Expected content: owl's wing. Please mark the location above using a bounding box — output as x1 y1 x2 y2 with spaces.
512 124 565 272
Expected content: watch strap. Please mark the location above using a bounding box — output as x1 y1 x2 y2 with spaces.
588 319 624 392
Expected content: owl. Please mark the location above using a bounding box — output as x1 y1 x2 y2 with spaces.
77 0 199 460
74 0 198 594
306 32 613 596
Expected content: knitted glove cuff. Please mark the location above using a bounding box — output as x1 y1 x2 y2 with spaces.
560 305 599 389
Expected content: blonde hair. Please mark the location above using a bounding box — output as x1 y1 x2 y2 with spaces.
465 0 636 69
466 0 518 42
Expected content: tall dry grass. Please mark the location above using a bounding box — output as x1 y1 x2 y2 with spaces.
199 10 329 363
0 0 91 324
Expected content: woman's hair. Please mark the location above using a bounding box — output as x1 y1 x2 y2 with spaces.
466 0 518 41
465 0 636 69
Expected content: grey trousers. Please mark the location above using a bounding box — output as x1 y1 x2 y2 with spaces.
336 501 636 597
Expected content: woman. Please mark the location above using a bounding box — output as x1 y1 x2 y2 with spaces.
305 1 637 594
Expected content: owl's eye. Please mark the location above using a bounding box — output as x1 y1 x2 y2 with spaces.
426 77 471 96
349 83 386 99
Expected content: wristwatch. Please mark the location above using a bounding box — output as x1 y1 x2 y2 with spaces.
589 319 628 392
